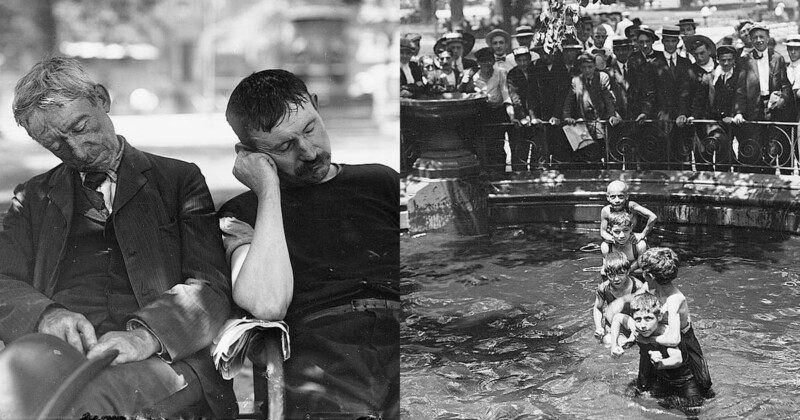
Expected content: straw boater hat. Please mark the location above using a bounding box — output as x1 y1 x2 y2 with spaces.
404 33 423 43
561 36 584 51
661 25 681 38
784 34 800 47
433 32 476 55
612 37 634 48
684 35 716 55
485 28 511 47
512 25 535 38
677 18 697 28
512 46 531 57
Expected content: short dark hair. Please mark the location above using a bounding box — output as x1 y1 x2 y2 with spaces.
639 247 679 284
630 293 660 315
225 69 311 146
608 211 632 229
604 251 631 275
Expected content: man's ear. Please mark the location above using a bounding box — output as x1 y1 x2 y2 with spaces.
93 84 111 112
310 93 319 111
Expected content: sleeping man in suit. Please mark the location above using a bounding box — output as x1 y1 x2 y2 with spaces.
0 56 235 418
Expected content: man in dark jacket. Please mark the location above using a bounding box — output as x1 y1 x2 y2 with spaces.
529 46 573 163
651 26 697 168
733 23 793 173
507 46 535 171
0 56 234 418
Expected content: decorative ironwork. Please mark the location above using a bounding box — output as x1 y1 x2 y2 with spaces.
402 118 800 174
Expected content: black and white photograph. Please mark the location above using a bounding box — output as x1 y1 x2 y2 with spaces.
401 0 800 418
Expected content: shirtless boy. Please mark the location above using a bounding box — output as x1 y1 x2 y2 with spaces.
610 293 710 416
634 247 714 398
592 251 646 346
600 180 657 244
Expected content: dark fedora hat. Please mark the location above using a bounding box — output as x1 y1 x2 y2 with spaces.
684 34 716 56
434 32 476 55
716 45 737 56
400 37 414 52
636 26 660 41
624 25 640 39
474 47 494 62
678 18 697 28
0 333 118 420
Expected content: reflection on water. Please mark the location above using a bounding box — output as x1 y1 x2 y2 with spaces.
401 225 800 419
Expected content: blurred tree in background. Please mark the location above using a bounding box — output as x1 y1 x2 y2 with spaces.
0 0 160 72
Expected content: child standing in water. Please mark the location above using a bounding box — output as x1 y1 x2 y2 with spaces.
610 293 710 416
600 212 647 271
592 252 647 346
600 180 658 244
630 248 714 399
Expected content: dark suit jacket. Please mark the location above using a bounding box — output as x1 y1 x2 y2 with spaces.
562 71 617 120
691 66 738 119
0 138 235 416
624 51 656 118
529 55 572 120
507 65 533 119
651 52 696 117
735 50 792 121
606 60 629 118
401 61 424 86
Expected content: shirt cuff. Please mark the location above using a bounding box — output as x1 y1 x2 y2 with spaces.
126 318 170 362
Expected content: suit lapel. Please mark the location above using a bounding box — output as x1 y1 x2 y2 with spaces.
113 137 150 212
39 165 74 295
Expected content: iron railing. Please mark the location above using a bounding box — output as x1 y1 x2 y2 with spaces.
401 119 800 176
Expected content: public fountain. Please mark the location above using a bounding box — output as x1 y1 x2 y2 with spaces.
402 92 489 236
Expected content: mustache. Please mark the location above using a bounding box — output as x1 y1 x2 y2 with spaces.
295 150 331 177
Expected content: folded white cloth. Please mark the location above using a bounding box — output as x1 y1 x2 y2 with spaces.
211 318 291 380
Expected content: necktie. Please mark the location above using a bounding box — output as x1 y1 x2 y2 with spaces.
83 172 108 213
83 171 107 190
669 57 674 69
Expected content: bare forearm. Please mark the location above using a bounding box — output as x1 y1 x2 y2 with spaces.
232 191 293 320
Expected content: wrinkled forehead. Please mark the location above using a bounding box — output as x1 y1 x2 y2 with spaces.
25 98 92 137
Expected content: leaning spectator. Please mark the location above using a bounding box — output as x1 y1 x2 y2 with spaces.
461 47 515 173
507 46 535 171
401 38 424 97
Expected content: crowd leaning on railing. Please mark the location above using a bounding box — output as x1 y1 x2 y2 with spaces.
401 11 800 175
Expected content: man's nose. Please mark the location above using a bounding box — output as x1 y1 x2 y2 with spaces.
297 138 317 161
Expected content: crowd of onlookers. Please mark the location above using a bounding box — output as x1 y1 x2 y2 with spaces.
401 10 800 174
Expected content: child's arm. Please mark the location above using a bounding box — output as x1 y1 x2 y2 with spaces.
629 240 647 273
592 291 606 339
599 207 614 243
610 313 635 358
648 346 683 369
629 200 657 240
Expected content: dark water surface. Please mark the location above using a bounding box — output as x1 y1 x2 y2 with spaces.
401 224 800 419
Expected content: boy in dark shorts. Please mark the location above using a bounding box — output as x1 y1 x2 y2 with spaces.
634 248 714 400
611 293 708 416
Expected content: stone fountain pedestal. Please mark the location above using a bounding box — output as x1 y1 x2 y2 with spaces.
402 94 489 236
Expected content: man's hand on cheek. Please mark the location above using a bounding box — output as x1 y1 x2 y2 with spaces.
232 143 281 198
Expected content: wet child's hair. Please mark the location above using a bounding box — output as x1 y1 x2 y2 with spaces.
603 251 631 276
630 292 660 315
607 211 632 229
639 247 679 285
